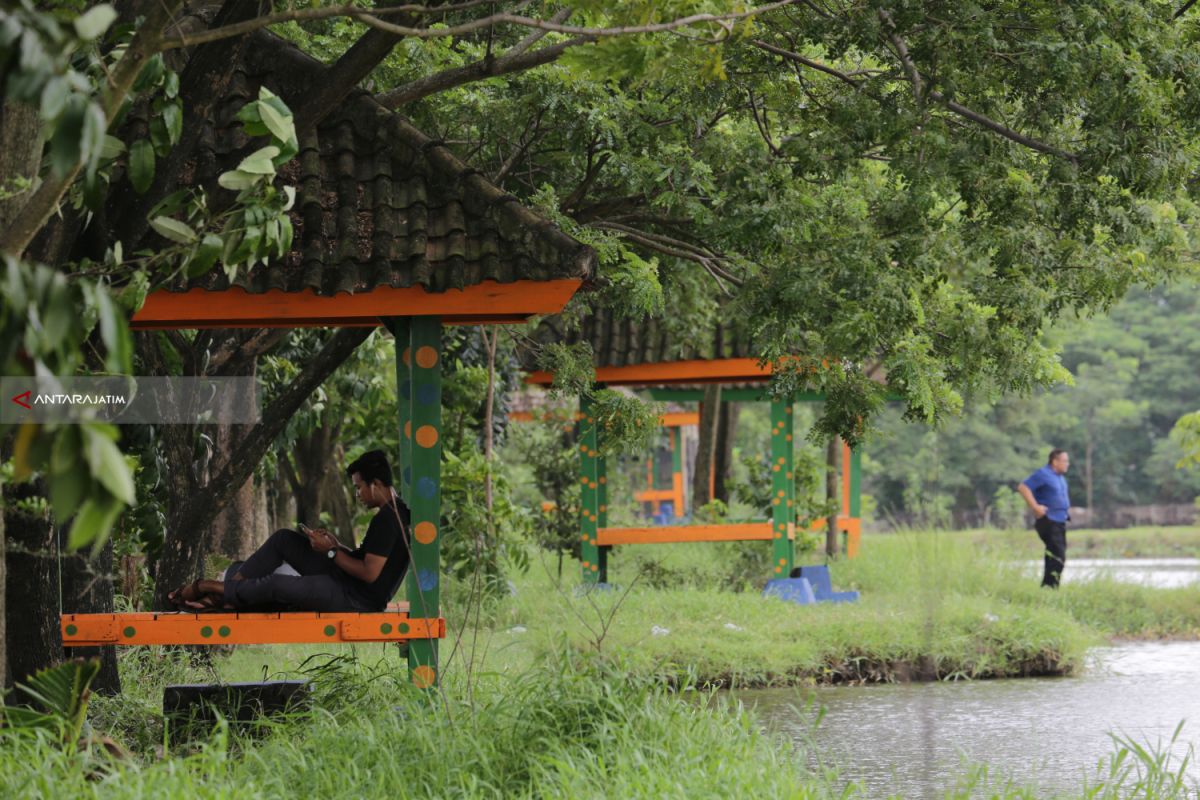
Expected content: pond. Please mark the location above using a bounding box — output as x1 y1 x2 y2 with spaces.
1046 557 1200 589
744 641 1200 798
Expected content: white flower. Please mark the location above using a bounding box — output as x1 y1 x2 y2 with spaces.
508 625 527 634
723 622 744 631
651 625 670 636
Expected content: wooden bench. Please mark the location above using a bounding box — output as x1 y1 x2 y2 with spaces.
61 607 445 647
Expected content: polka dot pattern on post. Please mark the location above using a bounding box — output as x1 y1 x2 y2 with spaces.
218 626 231 638
398 622 410 634
200 626 213 638
416 477 437 499
324 624 336 637
123 626 136 638
415 383 438 406
417 569 438 591
415 425 439 448
414 521 437 544
415 346 438 369
413 665 437 689
65 624 77 636
380 623 393 635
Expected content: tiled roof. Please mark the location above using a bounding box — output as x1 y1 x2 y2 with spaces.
530 309 753 368
168 34 595 295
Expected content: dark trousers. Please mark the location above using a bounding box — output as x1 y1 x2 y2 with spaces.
1035 517 1067 588
224 529 374 612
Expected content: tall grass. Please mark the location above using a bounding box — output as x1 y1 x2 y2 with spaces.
2 654 847 799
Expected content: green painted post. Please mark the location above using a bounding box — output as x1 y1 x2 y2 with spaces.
579 395 600 583
406 317 442 689
769 397 795 577
849 446 862 518
669 426 684 517
596 443 609 583
391 318 412 504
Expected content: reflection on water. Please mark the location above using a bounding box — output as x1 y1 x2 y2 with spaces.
744 642 1200 799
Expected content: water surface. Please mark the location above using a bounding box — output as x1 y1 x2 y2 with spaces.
745 642 1200 798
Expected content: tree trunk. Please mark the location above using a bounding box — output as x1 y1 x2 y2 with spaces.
691 386 722 508
825 437 840 558
713 401 739 504
3 483 58 690
207 458 265 561
58 529 120 694
1085 439 1094 515
0 484 7 690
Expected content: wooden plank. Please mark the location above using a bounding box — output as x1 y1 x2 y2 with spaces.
659 411 700 427
634 489 678 502
131 279 581 329
526 357 772 387
596 522 777 545
61 612 443 647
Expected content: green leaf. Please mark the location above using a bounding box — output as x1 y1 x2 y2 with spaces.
95 285 132 373
128 139 155 194
237 146 281 175
49 467 89 521
218 169 260 191
99 135 126 161
39 76 70 121
187 234 224 277
73 5 117 41
80 102 107 177
258 99 295 148
162 102 183 145
67 493 124 551
149 215 197 244
48 96 86 177
83 425 135 504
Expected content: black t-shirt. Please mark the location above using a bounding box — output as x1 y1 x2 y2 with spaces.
348 498 411 610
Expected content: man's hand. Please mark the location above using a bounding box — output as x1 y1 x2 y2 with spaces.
305 527 338 552
1033 504 1048 519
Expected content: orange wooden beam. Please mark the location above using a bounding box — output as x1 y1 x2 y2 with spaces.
659 411 700 427
526 357 772 387
597 522 783 545
131 279 582 329
61 611 446 646
634 489 679 502
806 516 861 537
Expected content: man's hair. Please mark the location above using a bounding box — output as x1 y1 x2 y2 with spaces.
1048 448 1067 465
346 449 393 487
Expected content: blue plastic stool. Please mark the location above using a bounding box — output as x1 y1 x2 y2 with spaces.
795 565 860 603
762 577 818 606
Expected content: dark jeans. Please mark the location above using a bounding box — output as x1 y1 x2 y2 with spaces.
1035 517 1067 588
224 529 375 612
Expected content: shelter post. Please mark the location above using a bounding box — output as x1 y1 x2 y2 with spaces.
579 395 601 583
770 397 796 575
406 316 443 688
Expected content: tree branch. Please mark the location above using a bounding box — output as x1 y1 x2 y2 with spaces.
751 37 1079 162
157 1 802 51
1175 1 1197 20
380 33 592 108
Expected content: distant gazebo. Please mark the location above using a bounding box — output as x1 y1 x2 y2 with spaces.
524 311 862 584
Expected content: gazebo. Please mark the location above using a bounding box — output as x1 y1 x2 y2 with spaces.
524 311 862 585
61 33 595 689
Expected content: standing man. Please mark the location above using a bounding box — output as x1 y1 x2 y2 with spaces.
1017 449 1071 588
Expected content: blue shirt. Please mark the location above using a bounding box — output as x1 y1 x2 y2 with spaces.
1022 465 1070 523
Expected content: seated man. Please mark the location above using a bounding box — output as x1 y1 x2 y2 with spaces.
168 449 410 612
